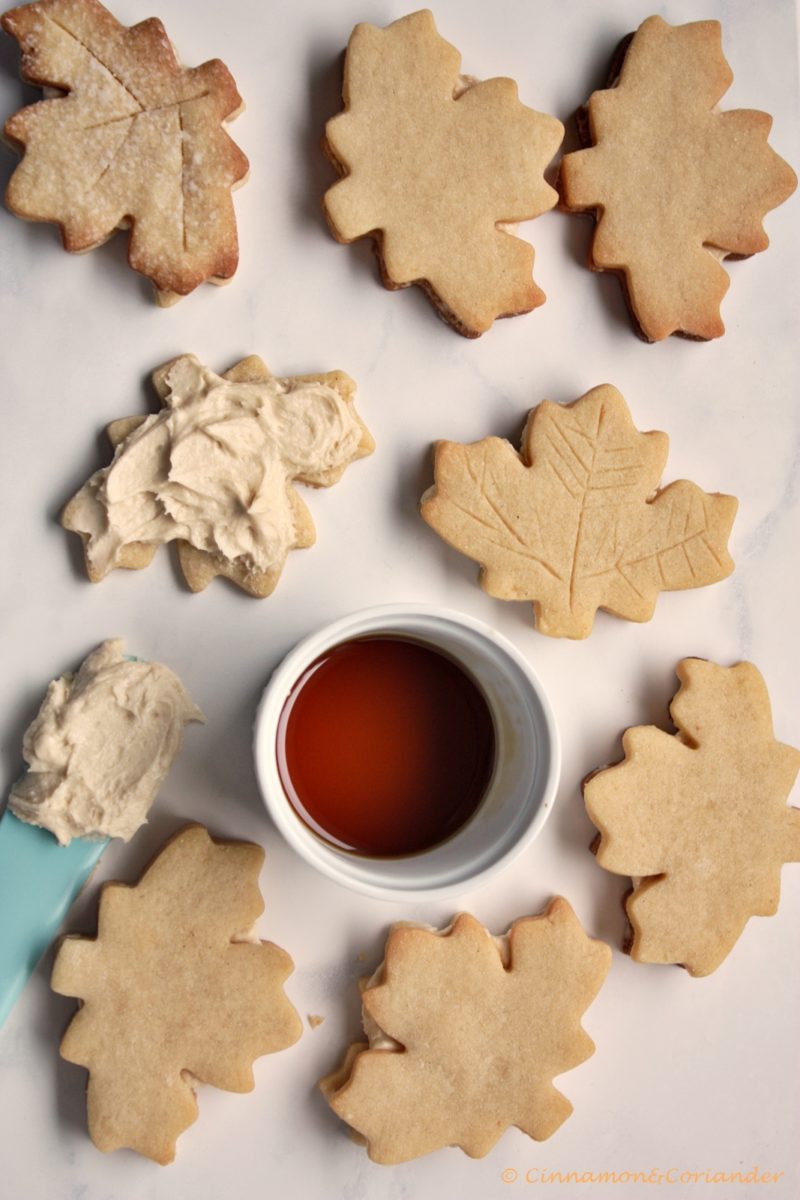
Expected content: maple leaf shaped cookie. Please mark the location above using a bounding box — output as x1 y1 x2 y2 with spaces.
323 9 563 337
584 660 800 976
321 900 610 1163
51 825 302 1163
61 353 374 597
2 0 248 303
420 384 737 638
559 16 797 341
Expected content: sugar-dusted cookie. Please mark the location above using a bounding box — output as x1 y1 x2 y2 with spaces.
420 384 737 638
2 0 248 304
51 825 303 1163
321 899 610 1163
559 16 797 341
584 660 800 976
322 9 563 337
62 354 374 597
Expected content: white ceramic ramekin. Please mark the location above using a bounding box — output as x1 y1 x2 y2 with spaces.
253 604 560 901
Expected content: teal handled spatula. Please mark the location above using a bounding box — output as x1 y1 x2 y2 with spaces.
0 810 108 1028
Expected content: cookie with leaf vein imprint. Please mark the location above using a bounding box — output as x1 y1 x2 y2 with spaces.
559 15 797 341
61 354 374 597
52 824 302 1163
321 898 610 1163
583 660 800 976
2 0 248 304
420 384 737 638
323 9 564 337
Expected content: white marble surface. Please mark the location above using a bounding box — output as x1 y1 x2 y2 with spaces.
0 0 798 1196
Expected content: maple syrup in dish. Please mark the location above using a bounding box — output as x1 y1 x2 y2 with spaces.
276 636 496 857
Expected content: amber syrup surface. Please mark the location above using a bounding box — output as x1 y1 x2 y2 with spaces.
276 636 495 856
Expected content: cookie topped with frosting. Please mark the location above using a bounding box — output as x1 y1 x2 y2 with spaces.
62 354 374 597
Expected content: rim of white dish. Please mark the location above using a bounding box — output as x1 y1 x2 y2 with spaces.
253 603 561 902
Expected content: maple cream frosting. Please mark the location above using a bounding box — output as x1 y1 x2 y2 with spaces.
9 640 204 846
66 355 365 578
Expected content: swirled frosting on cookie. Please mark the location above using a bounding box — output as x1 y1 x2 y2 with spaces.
66 355 365 577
